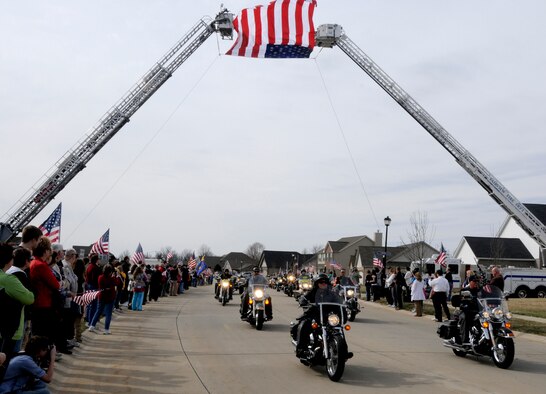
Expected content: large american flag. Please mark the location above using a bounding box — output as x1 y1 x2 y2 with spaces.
131 243 145 265
38 203 62 243
166 251 173 262
436 243 447 268
73 290 100 306
330 261 342 271
90 229 109 255
226 0 317 58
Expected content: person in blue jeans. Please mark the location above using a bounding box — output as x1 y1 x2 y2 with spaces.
87 265 119 335
131 266 146 311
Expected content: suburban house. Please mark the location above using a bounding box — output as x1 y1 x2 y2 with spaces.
496 203 546 267
453 236 536 268
258 250 313 276
219 252 255 272
317 235 377 272
354 241 439 283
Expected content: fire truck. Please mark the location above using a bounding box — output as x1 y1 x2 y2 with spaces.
1 9 545 268
503 267 546 298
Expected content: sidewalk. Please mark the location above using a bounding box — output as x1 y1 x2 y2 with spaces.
49 295 206 394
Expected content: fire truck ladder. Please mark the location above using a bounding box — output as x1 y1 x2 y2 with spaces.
315 24 546 253
0 10 234 242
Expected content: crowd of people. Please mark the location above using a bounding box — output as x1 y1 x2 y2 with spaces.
361 264 504 322
0 225 204 394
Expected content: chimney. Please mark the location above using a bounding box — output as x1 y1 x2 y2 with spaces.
374 231 383 247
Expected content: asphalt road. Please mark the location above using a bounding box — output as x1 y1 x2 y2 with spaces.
51 285 546 393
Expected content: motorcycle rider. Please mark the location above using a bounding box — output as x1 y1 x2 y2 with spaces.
333 268 354 287
458 275 480 346
294 273 343 358
216 269 233 300
240 267 272 320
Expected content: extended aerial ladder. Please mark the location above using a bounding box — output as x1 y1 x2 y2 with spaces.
315 24 546 261
0 10 234 242
2 13 544 265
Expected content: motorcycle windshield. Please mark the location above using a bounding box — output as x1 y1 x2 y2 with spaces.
317 302 347 326
477 285 509 314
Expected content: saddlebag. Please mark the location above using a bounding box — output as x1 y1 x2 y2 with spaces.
437 320 458 339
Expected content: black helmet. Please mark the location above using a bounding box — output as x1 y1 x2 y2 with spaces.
253 266 260 273
314 273 330 286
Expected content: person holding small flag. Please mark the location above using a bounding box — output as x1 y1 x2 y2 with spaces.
87 264 120 335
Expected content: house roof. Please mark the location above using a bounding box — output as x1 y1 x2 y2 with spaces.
525 203 546 226
327 241 349 253
258 250 305 270
357 242 439 265
463 236 535 260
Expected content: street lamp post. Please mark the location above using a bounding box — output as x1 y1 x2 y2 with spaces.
383 216 392 273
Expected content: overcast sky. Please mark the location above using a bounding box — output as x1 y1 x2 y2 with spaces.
1 0 544 258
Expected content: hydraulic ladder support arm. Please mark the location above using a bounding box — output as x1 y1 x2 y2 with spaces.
0 10 234 242
315 24 546 251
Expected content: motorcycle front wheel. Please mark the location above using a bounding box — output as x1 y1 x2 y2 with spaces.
492 337 515 369
256 310 264 330
326 336 346 382
222 295 227 306
348 310 356 322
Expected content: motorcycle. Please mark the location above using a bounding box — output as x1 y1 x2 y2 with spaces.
291 302 353 382
339 285 360 322
218 279 232 306
294 276 313 300
276 277 286 292
284 274 296 297
244 284 271 330
437 285 515 369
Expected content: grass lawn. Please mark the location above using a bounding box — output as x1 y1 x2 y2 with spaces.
507 298 546 319
372 298 546 336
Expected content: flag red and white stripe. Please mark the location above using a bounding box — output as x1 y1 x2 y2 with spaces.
330 262 342 271
90 229 109 255
436 243 447 268
73 290 100 306
131 243 145 265
188 257 197 270
372 257 384 269
166 251 173 262
226 0 317 58
38 203 62 243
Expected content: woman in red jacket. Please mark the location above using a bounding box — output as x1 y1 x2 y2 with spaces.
87 264 119 335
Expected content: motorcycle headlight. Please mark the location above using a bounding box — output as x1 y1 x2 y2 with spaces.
328 314 340 327
505 312 512 320
254 289 264 299
222 281 229 288
492 307 504 320
347 289 355 297
482 311 491 319
288 275 295 282
303 283 309 289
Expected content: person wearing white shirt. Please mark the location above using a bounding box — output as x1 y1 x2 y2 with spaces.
429 270 451 322
410 272 426 317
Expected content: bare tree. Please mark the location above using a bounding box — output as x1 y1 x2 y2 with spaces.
311 244 324 254
179 249 193 261
401 210 436 263
197 244 214 257
118 249 130 260
489 238 506 267
245 242 264 262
